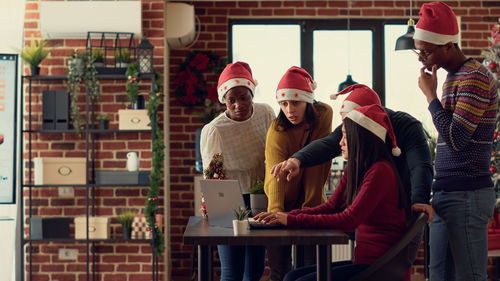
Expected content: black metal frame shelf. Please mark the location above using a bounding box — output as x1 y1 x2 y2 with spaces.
21 69 159 281
22 73 154 81
23 129 152 134
24 238 153 243
23 184 151 188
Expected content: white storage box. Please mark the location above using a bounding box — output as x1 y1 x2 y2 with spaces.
75 216 110 239
34 157 86 185
118 109 151 130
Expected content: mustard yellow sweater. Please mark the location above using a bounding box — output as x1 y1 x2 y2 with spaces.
264 103 333 212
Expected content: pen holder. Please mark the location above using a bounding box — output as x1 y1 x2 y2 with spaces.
232 220 248 235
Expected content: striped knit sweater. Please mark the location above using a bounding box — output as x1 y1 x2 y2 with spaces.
429 58 498 192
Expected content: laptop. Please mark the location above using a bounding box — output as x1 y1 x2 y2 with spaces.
200 179 246 228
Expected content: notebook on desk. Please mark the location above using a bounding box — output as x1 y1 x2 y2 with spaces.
200 179 246 228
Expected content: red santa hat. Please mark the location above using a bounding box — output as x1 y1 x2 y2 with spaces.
217 61 257 104
345 104 401 156
413 1 459 45
330 84 382 113
276 66 316 104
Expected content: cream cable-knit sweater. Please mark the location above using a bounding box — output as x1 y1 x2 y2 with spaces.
200 103 275 194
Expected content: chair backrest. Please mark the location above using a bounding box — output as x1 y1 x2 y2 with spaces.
348 211 429 281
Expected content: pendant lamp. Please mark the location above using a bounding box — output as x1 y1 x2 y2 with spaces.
338 0 357 92
395 0 415 50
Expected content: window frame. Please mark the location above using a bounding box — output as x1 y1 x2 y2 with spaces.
228 18 409 104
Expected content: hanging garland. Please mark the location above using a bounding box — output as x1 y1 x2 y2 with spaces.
126 65 165 257
126 62 140 104
145 71 165 258
174 51 226 106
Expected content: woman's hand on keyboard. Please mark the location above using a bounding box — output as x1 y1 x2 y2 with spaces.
253 211 288 226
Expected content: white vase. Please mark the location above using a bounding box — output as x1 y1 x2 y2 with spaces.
127 152 139 172
232 220 249 235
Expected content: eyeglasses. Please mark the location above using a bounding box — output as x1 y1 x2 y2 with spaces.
412 45 445 59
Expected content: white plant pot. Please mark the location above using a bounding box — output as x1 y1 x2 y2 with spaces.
232 220 248 235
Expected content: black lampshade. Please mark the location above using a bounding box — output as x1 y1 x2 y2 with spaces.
338 74 357 92
395 23 416 50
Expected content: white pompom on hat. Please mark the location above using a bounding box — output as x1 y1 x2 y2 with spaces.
217 61 257 104
330 84 382 113
413 1 459 45
345 104 401 156
275 66 316 104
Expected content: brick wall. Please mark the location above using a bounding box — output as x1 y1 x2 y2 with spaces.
23 0 500 281
23 0 165 280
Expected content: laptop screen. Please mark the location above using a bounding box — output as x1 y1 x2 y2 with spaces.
200 179 246 228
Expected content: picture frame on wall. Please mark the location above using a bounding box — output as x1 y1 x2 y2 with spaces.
0 54 18 204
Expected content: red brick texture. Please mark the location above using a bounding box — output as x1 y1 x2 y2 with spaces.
23 0 500 280
22 0 165 280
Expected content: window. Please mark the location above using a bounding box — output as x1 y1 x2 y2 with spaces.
385 24 443 136
313 30 373 128
230 19 439 133
231 24 300 114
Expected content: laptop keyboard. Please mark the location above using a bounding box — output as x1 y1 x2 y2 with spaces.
247 218 284 229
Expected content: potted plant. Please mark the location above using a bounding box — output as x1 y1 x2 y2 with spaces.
114 48 130 68
20 36 51 76
68 50 87 77
67 50 100 133
118 209 137 239
248 179 268 217
97 113 110 130
232 206 250 235
92 49 105 68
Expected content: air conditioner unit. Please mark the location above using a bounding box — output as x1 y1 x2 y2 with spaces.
40 1 142 39
167 3 196 49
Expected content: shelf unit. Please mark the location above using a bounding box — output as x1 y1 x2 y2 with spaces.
20 73 160 281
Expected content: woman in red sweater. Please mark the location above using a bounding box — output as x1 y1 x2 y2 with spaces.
255 104 407 281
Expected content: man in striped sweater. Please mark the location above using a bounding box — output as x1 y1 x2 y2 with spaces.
414 2 499 281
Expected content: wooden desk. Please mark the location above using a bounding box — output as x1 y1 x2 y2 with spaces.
183 216 349 281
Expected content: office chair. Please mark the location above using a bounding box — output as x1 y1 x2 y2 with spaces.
348 211 429 281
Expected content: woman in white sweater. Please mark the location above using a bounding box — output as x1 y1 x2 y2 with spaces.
200 61 275 281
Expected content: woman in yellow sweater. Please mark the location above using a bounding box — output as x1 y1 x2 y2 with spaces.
263 66 332 281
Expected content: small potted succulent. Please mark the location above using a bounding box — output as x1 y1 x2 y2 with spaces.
248 179 267 217
232 206 250 235
118 209 137 239
114 48 130 68
96 113 110 130
92 49 105 68
20 36 51 76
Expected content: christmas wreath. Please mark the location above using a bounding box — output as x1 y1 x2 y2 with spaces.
482 18 500 191
174 51 227 106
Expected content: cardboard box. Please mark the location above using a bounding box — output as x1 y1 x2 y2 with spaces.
34 157 86 185
74 216 110 239
118 109 151 130
30 217 71 239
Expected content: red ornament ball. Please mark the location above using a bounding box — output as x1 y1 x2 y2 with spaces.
490 62 498 70
0 134 3 145
491 166 497 173
494 132 499 140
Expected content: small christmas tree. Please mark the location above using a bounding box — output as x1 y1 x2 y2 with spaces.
200 153 226 217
